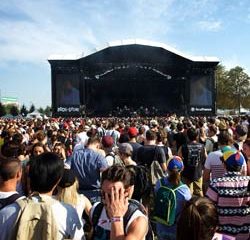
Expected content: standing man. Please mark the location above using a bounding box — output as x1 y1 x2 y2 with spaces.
71 136 108 203
0 156 23 211
178 127 207 196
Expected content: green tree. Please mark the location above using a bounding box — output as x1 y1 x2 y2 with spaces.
29 104 35 113
44 106 52 116
10 105 19 116
216 64 229 109
227 66 250 112
0 102 6 116
20 104 28 116
216 65 250 111
38 107 44 114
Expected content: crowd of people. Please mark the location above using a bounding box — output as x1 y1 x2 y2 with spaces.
0 114 249 240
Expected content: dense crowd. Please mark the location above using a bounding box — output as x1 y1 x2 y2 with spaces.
0 114 249 240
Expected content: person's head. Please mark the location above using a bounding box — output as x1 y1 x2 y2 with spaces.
87 136 101 149
29 152 64 194
176 122 184 132
217 131 233 146
221 147 245 172
52 142 66 160
235 124 248 142
57 168 78 206
187 127 198 142
146 130 157 142
167 156 184 185
101 136 114 149
128 127 138 139
243 139 250 158
177 196 218 240
31 142 47 157
118 143 133 160
0 156 22 184
101 165 134 204
207 125 217 137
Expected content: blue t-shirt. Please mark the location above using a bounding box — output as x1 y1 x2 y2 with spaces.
71 148 108 191
154 177 191 240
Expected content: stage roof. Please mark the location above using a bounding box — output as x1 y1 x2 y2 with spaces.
48 39 220 63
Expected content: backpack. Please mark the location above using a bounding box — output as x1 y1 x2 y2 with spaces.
105 152 123 166
91 199 153 240
153 178 183 226
10 193 59 240
126 165 151 201
0 193 21 210
149 146 165 185
207 138 219 152
183 143 203 168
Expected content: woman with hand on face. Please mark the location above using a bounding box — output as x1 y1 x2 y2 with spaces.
90 165 148 240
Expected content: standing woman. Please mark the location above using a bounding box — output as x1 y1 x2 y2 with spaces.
154 156 191 240
56 168 92 223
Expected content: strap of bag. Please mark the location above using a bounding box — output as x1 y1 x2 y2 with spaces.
0 193 21 210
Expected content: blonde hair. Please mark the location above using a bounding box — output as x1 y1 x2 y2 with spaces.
57 178 79 207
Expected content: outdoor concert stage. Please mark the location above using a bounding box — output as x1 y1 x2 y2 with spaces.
48 39 219 117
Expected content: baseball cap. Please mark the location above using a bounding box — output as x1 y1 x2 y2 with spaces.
128 127 138 138
222 148 244 167
118 143 133 156
102 136 114 148
58 169 76 188
167 156 184 172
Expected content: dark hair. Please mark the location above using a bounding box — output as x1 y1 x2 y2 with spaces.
177 123 184 131
101 165 134 189
29 152 64 193
0 156 21 181
187 127 198 141
1 142 26 158
177 197 218 240
31 142 47 157
12 133 23 145
146 130 157 141
118 133 129 143
168 170 181 186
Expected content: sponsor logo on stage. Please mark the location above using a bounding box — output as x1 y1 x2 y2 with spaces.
190 107 212 112
57 106 80 113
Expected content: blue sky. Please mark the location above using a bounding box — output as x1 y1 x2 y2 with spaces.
0 0 250 108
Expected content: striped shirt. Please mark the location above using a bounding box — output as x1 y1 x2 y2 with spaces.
206 172 250 240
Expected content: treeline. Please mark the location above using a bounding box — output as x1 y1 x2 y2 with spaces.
216 64 250 110
0 103 51 117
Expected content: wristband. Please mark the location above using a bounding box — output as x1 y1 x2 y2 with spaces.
110 216 123 223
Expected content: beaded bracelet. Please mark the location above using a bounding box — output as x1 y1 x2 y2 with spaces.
110 216 123 223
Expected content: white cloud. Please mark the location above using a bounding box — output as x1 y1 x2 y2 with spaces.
197 20 222 32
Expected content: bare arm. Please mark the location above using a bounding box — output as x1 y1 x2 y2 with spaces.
202 168 211 194
110 216 147 240
83 195 92 216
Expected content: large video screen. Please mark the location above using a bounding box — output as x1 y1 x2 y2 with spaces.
56 74 80 106
190 75 212 106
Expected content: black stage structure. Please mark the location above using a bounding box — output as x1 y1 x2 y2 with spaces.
48 40 219 117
